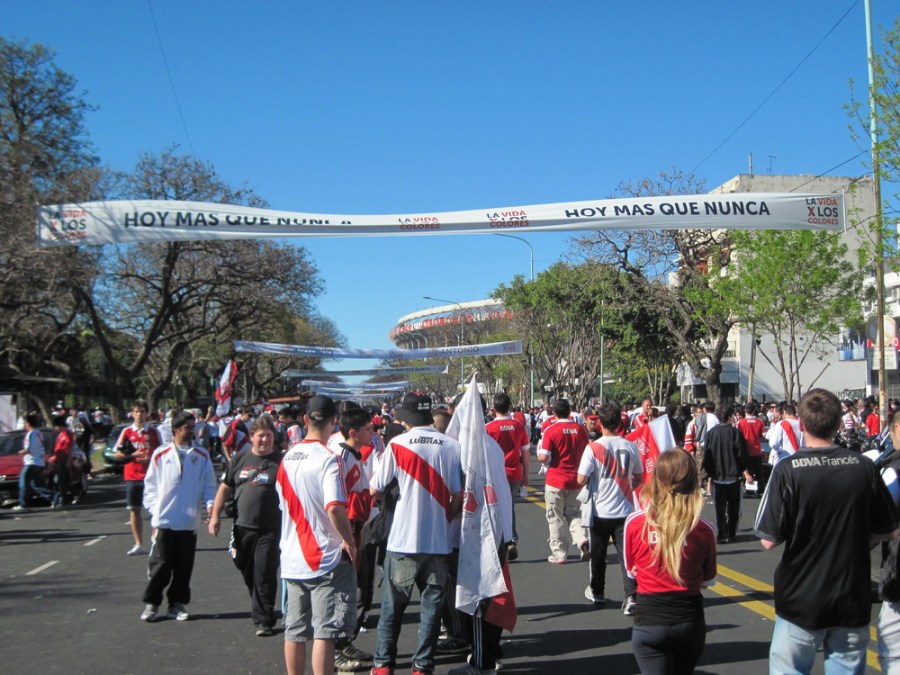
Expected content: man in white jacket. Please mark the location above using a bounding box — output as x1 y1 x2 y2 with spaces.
140 411 217 622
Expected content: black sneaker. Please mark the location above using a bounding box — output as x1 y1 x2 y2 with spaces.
342 643 373 661
506 542 519 561
622 595 637 616
255 624 274 637
436 636 471 654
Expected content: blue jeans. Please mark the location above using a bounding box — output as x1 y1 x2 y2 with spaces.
19 465 51 507
770 616 868 674
374 552 448 672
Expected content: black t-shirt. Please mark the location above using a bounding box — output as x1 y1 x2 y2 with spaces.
225 449 283 531
754 445 898 630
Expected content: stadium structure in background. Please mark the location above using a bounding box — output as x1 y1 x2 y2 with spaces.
389 299 513 350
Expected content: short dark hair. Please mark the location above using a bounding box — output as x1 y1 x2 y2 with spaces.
716 404 735 422
25 412 41 428
493 392 512 414
703 401 716 412
132 399 149 412
553 398 571 419
798 388 842 440
597 404 621 433
340 407 371 439
52 414 68 428
171 411 196 430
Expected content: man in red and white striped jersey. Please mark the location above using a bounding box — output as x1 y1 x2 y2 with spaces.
369 392 463 675
277 395 357 675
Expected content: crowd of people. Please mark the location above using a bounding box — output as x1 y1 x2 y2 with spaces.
12 388 900 674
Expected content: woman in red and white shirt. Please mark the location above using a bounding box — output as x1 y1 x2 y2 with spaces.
624 449 717 674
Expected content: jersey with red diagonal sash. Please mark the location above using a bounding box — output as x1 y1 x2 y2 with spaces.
223 418 251 456
276 439 347 580
286 423 304 446
327 432 372 524
781 419 801 450
371 426 462 555
577 435 642 518
116 423 162 481
540 420 591 490
486 416 530 483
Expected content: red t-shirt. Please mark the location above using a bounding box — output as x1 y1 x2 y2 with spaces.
486 416 530 483
736 416 765 457
623 510 717 595
540 415 559 434
53 429 74 462
539 420 590 490
867 412 882 437
116 424 162 482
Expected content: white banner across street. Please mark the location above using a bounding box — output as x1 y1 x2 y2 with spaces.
37 193 844 246
234 340 522 359
300 380 410 390
282 365 448 378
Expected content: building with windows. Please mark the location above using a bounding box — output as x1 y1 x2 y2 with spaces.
678 173 876 403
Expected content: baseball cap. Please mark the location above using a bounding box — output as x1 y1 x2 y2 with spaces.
306 395 336 422
395 392 434 427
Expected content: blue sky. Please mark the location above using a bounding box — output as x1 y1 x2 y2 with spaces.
6 1 894 380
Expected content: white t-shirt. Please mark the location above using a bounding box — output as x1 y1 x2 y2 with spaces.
577 436 642 518
23 429 45 467
277 439 347 580
371 426 462 555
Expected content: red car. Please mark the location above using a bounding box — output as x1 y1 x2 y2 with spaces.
0 428 58 504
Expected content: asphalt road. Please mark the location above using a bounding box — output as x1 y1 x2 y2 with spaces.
0 462 885 674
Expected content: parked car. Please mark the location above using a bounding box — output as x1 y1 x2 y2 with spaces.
0 428 58 504
101 423 130 473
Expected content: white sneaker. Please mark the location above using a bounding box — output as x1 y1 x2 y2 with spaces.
126 545 147 556
140 604 158 622
167 603 190 621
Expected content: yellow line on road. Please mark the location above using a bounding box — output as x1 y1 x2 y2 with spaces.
526 487 881 670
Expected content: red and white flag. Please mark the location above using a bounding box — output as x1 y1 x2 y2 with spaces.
626 415 677 493
446 375 516 630
215 359 239 418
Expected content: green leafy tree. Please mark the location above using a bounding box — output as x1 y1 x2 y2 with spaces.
575 170 739 405
719 230 864 402
0 38 102 414
493 261 671 408
847 16 900 230
76 148 327 412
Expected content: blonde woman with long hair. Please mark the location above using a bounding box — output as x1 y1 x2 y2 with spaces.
623 449 717 674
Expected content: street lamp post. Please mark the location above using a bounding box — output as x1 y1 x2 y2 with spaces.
423 296 466 388
494 233 536 408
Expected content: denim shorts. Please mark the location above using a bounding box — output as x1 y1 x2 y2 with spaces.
125 481 144 510
284 561 356 642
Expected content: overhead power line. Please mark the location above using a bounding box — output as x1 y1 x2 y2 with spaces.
690 0 860 175
147 0 196 156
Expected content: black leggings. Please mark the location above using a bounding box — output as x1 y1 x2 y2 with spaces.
632 619 706 674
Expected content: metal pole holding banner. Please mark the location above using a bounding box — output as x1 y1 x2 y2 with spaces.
494 233 536 407
865 0 888 427
424 296 466 388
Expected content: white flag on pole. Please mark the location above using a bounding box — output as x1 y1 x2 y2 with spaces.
446 375 513 616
